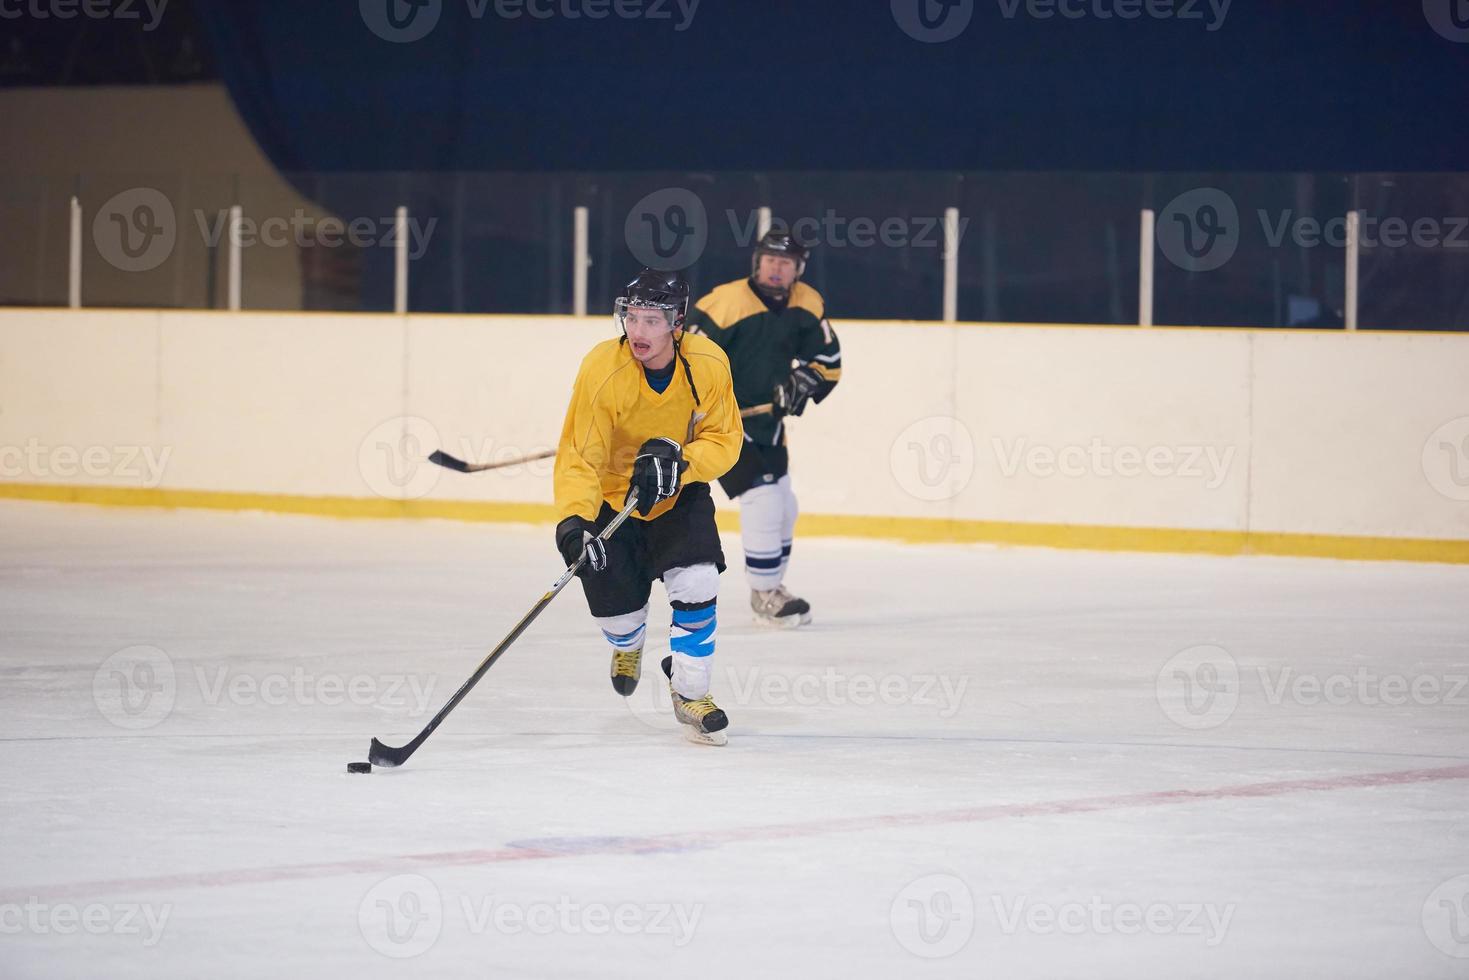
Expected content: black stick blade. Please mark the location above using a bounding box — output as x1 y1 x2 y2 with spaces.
427 449 472 473
368 737 412 768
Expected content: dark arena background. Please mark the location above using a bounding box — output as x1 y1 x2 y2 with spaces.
2 3 1468 977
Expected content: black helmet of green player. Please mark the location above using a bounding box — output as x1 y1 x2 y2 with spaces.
751 230 809 282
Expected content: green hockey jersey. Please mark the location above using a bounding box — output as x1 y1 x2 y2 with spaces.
683 277 842 446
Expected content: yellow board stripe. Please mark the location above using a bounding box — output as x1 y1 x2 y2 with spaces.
3 482 1467 565
0 482 558 525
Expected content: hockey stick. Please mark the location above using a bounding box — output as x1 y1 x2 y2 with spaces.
429 448 556 473
433 411 762 472
367 491 640 768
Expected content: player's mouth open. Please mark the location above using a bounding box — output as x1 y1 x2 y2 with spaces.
631 340 651 355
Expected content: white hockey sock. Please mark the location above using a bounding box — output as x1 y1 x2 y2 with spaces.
596 605 648 653
738 482 785 592
664 563 718 700
777 474 798 584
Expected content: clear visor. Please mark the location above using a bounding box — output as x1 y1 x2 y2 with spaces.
614 297 678 334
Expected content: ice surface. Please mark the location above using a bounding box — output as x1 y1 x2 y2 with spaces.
1 500 1467 978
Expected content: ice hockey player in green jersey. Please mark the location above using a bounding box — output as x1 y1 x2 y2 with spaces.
683 231 842 628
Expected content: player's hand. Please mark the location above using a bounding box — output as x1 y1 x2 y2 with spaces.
556 516 607 575
773 365 823 418
627 437 687 516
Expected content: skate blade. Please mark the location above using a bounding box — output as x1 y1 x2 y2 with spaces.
752 612 812 630
680 725 727 746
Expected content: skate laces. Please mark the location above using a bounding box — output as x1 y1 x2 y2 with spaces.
675 692 719 719
752 589 784 612
612 648 642 676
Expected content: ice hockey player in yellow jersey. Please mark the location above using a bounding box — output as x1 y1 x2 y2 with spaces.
554 268 743 744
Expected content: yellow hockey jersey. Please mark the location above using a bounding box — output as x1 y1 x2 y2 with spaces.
555 332 744 523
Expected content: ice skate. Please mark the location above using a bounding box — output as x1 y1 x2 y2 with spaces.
610 645 642 696
661 656 729 746
750 585 811 628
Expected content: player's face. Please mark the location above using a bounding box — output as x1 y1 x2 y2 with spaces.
756 253 799 291
623 307 676 367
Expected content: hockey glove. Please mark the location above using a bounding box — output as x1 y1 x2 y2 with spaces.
627 437 687 516
556 516 608 575
772 364 823 418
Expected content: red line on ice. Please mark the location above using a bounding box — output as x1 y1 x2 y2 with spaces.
12 762 1469 902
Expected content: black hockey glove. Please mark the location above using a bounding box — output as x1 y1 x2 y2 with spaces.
772 365 823 418
556 516 607 575
627 437 687 516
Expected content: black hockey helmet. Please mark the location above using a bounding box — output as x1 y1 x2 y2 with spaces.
615 267 690 330
752 230 809 279
616 267 701 404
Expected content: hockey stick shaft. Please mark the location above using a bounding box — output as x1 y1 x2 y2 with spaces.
367 492 640 768
429 448 557 473
433 409 749 473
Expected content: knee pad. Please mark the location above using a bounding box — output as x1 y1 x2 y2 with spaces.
664 563 719 606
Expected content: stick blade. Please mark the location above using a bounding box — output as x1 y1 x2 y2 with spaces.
367 737 411 768
427 449 471 473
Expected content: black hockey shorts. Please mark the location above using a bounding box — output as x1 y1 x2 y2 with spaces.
717 441 790 499
579 482 726 618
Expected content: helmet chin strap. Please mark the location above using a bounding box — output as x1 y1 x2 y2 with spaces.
622 312 700 406
751 275 790 301
673 317 701 406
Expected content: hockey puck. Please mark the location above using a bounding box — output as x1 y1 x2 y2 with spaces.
347 762 372 774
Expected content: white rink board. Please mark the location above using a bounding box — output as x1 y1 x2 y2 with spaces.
0 309 1466 542
1249 330 1469 540
0 310 165 486
405 315 603 506
952 325 1253 531
157 313 404 496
